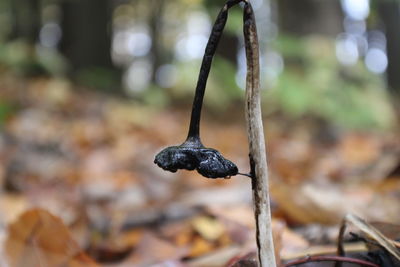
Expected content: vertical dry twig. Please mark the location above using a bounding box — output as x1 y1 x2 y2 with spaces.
243 1 276 266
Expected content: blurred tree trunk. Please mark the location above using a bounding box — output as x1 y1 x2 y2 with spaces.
9 0 41 43
278 0 343 36
6 0 46 76
60 0 113 72
149 0 166 84
378 1 400 101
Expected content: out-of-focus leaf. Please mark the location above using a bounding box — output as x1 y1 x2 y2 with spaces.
268 35 396 130
0 194 28 225
192 216 225 241
5 209 98 267
76 67 120 92
122 232 188 265
0 101 16 125
339 214 400 262
271 178 400 225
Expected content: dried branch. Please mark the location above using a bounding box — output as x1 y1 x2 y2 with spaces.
243 1 276 266
337 213 400 266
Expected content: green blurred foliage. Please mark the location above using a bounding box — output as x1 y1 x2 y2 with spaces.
266 35 395 130
0 41 67 76
140 85 171 108
0 100 15 125
145 27 395 130
167 56 242 111
75 67 121 93
203 0 243 35
0 0 395 131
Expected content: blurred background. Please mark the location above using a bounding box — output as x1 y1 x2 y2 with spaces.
0 0 400 266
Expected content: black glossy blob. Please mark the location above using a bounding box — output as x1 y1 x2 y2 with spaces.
154 145 238 179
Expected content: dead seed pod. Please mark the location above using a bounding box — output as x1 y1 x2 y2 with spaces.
154 0 241 179
154 144 238 178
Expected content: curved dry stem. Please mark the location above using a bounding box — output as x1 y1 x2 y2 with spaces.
186 0 244 141
243 2 276 266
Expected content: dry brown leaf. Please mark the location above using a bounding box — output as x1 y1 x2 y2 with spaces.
280 224 309 258
123 231 188 265
186 246 242 267
113 228 144 249
271 177 400 225
189 236 215 258
207 205 255 229
174 227 193 247
339 214 400 261
370 221 400 241
5 208 98 267
158 220 194 247
0 194 29 225
192 216 225 241
338 133 380 167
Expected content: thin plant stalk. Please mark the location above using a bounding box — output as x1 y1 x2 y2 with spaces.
243 1 276 266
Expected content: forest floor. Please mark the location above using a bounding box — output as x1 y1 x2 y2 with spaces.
0 75 400 266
